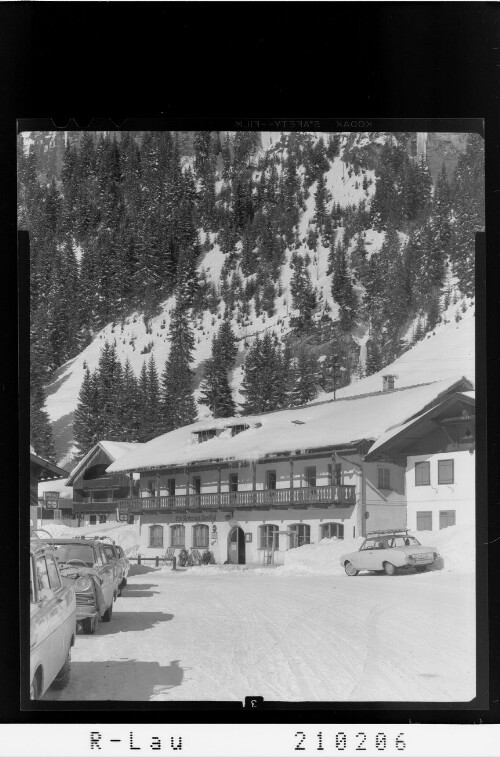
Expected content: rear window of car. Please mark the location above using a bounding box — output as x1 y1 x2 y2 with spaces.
53 544 95 566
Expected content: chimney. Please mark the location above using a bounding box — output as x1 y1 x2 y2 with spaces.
382 374 397 392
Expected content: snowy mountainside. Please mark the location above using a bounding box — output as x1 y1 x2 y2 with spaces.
23 129 480 466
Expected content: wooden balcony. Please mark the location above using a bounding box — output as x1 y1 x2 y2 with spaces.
115 484 356 514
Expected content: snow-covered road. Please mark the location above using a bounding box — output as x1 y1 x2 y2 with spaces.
44 565 475 703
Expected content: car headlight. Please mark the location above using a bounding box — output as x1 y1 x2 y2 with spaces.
76 576 93 592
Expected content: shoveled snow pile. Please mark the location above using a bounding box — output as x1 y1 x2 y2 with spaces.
35 522 140 557
283 525 474 576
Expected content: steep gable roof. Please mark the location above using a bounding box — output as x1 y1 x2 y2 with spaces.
65 441 142 486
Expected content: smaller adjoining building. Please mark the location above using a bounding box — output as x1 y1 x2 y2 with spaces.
29 451 69 527
66 441 142 526
365 389 475 531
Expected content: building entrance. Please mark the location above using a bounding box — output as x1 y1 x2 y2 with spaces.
228 526 245 564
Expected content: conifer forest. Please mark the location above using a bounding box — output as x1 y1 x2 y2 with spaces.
19 130 484 464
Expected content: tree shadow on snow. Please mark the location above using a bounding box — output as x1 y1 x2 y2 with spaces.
120 588 160 598
96 611 173 635
122 582 158 593
47 659 184 701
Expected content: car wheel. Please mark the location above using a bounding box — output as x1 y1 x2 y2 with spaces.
102 601 113 622
30 671 41 700
82 616 97 634
383 561 397 576
415 565 427 573
344 561 359 576
52 651 71 690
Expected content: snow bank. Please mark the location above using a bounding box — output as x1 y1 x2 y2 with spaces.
35 522 141 557
283 525 474 576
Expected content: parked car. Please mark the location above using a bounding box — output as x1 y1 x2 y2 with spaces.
340 530 441 576
30 534 77 699
94 537 130 595
50 538 116 633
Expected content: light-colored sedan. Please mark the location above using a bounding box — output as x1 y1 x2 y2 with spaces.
340 531 440 576
30 539 77 699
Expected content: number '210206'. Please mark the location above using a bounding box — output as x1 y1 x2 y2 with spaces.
294 731 406 752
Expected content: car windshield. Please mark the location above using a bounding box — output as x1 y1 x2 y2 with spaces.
52 543 95 566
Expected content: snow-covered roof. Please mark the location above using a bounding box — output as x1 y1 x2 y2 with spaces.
365 388 475 460
107 377 471 473
65 441 142 486
30 452 69 481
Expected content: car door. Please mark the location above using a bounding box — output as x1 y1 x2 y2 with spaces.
355 539 377 570
34 554 61 686
45 552 75 663
95 545 115 607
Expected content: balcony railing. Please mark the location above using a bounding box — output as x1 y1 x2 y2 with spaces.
113 484 356 513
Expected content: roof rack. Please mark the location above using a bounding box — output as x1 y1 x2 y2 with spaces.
365 528 410 536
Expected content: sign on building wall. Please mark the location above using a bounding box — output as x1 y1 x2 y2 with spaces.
175 512 217 523
117 504 129 522
245 533 252 543
210 524 218 546
44 491 60 509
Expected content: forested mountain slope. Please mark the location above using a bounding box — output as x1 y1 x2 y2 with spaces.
19 130 483 465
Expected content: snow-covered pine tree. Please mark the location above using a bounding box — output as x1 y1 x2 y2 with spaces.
160 304 197 432
289 346 318 406
332 241 357 328
73 367 100 455
30 359 56 462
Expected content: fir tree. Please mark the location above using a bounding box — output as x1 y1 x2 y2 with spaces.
161 304 197 431
289 346 318 406
30 361 56 461
73 367 100 455
332 241 357 328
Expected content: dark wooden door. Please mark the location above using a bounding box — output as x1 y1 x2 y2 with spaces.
228 527 245 564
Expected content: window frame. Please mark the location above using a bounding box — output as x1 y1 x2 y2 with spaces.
416 510 433 531
259 524 278 550
304 466 317 488
266 470 277 490
377 467 391 490
170 524 185 548
439 510 456 529
167 478 176 496
229 473 239 492
415 460 431 486
149 524 164 548
192 524 209 548
289 523 311 547
438 459 454 485
321 522 344 540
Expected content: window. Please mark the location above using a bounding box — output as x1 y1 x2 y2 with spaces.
170 524 185 547
192 476 201 495
196 429 217 443
416 511 432 531
96 546 106 566
439 510 456 529
99 514 107 523
231 425 248 436
266 470 277 490
45 555 61 590
378 467 391 489
193 524 209 548
328 463 342 485
304 466 316 487
89 515 97 525
35 556 50 591
321 522 344 540
149 525 164 548
259 524 278 550
438 459 454 485
167 478 176 496
415 461 430 486
229 473 238 492
361 539 377 551
289 524 310 548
